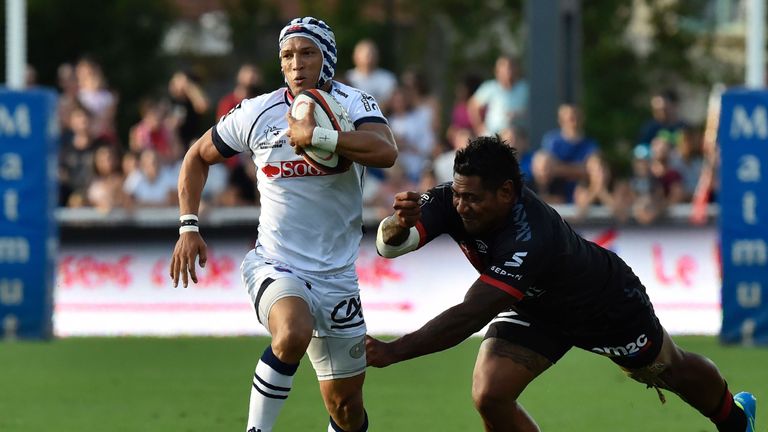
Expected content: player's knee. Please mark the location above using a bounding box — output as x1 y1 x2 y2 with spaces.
271 325 312 361
326 392 364 428
472 381 516 416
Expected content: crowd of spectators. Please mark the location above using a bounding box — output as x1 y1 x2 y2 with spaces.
52 42 718 225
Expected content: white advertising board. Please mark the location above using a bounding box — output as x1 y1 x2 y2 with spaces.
54 227 721 336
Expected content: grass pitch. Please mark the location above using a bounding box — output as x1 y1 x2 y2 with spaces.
0 336 765 431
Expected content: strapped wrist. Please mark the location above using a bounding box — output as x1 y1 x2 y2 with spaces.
311 127 339 152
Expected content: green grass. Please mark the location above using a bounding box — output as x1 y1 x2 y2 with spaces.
0 336 765 431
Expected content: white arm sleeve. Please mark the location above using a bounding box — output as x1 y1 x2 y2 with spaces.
376 217 421 258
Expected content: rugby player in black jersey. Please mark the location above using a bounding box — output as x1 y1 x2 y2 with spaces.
366 135 756 432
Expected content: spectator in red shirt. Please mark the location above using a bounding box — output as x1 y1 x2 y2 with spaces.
216 63 263 119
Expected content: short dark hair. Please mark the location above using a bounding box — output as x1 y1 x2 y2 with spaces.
454 135 523 195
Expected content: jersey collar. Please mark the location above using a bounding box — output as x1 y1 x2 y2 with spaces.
284 81 336 106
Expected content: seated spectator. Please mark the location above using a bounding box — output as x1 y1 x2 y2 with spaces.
59 103 107 207
433 127 472 184
345 39 397 112
531 151 570 204
75 57 118 142
637 88 688 149
87 145 127 213
217 154 259 207
216 63 263 119
388 86 436 184
168 70 210 150
57 63 80 131
572 153 625 222
629 144 666 225
533 104 597 203
468 55 529 135
650 135 686 205
500 127 534 188
670 127 704 201
401 69 442 142
129 98 182 164
123 149 177 208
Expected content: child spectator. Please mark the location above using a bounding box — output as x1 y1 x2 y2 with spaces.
87 145 127 213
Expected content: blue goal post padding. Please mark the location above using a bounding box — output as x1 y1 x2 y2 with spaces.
0 88 59 340
718 88 768 345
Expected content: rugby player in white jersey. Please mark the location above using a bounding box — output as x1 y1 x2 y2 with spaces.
169 17 397 432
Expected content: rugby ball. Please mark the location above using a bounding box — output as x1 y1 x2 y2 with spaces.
291 89 354 174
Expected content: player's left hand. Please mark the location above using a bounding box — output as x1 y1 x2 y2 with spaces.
286 102 316 154
365 335 399 368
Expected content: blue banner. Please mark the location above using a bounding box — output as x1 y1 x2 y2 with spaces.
0 89 58 339
718 89 768 345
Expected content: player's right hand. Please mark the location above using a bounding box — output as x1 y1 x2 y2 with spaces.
392 191 422 228
170 232 208 288
365 335 399 368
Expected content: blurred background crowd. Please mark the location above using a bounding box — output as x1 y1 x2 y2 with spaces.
6 0 758 225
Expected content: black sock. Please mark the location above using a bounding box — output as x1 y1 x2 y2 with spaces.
709 386 747 432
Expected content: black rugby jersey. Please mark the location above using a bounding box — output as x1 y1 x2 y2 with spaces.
416 183 642 326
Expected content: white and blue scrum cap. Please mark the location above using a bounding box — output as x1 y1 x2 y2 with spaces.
278 17 337 89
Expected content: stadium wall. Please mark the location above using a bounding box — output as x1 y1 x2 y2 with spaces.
55 224 721 337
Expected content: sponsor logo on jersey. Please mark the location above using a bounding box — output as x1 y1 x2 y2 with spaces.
333 88 349 99
261 160 330 179
504 252 528 267
475 240 488 254
591 334 651 358
489 265 523 280
257 125 286 149
358 91 378 112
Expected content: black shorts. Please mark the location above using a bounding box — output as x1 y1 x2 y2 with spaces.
484 279 664 370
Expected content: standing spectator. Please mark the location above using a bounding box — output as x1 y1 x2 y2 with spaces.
75 57 118 142
168 70 210 150
637 89 688 149
87 145 127 213
388 86 436 184
533 104 597 203
447 73 483 144
401 69 442 141
216 63 263 119
129 98 182 164
123 148 177 208
59 103 105 207
468 55 529 135
345 39 397 111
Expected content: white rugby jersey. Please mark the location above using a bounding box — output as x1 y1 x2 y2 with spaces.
212 81 388 273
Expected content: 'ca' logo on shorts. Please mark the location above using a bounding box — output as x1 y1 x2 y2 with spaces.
330 296 365 330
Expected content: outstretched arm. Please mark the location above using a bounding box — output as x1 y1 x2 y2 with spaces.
366 279 516 367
